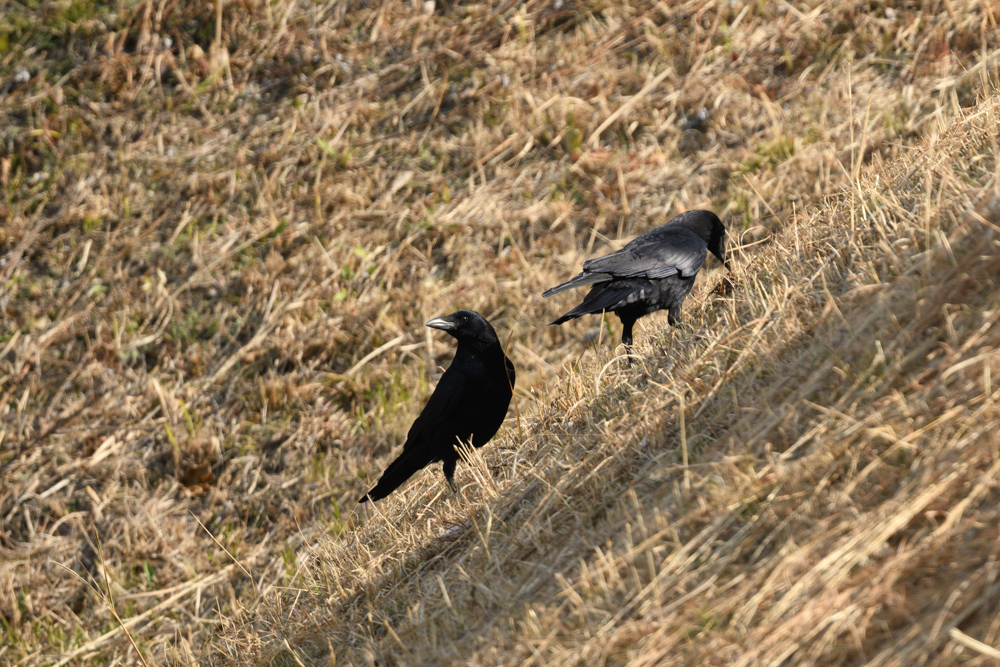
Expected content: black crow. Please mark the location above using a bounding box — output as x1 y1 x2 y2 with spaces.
359 310 515 503
543 210 729 350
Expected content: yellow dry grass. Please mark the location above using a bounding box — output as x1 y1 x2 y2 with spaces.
1 0 999 665
231 100 1000 666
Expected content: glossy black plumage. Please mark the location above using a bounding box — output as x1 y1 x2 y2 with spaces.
543 210 729 348
359 310 515 503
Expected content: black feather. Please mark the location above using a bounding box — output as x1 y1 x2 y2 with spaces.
359 310 515 503
543 210 728 349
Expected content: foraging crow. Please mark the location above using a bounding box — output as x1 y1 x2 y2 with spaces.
543 210 729 350
359 310 515 503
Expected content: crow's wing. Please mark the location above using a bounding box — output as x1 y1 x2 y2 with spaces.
582 228 707 279
401 363 467 452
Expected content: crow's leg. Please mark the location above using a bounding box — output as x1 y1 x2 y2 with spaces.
665 307 680 356
443 458 458 495
620 317 636 366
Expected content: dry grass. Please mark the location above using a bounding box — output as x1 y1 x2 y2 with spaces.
228 103 1000 665
1 0 1000 664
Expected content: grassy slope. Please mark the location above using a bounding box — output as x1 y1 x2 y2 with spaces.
1 0 999 664
249 102 1000 666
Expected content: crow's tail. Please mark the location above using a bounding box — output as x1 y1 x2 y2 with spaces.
550 283 637 325
358 446 434 503
542 271 612 298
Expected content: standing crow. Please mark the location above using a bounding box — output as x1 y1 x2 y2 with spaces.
359 310 515 503
543 210 729 350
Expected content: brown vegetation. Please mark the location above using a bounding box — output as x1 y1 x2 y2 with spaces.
1 0 999 664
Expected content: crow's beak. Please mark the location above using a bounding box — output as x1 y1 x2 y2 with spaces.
426 316 456 331
724 258 732 272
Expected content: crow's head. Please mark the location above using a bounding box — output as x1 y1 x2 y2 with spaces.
426 310 501 349
705 213 729 271
670 210 729 271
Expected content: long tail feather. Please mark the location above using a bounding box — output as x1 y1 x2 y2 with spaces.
549 284 638 325
542 271 612 297
359 447 434 503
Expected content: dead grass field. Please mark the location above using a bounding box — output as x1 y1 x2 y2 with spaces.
2 0 1000 664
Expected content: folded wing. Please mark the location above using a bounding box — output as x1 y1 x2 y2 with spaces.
401 365 466 452
543 228 708 299
583 228 707 279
